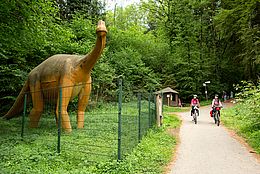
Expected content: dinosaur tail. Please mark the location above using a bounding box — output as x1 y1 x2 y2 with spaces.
3 81 29 120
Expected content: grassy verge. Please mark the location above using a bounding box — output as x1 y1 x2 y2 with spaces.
163 106 190 113
94 113 181 174
163 113 182 129
222 104 260 154
0 102 181 173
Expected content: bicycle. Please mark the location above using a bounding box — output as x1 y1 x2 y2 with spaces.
192 105 199 124
212 107 221 126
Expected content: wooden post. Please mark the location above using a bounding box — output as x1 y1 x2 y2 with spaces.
175 94 178 107
156 95 163 127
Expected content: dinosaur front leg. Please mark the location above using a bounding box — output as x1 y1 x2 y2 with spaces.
77 83 91 128
29 82 44 128
56 78 74 132
57 85 74 132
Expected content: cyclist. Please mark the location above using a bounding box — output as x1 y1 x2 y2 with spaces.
211 94 223 116
190 95 200 116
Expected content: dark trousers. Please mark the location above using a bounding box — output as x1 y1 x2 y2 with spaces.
212 108 220 117
191 106 199 116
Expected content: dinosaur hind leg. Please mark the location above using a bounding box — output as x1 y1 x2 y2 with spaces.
29 82 44 128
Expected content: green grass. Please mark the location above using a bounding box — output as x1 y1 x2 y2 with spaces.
92 113 181 174
162 100 211 114
0 100 180 173
199 100 212 106
222 104 260 154
163 105 190 113
163 113 182 129
93 129 177 174
0 113 118 173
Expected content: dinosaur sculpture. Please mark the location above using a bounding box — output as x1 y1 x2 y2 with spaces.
4 20 107 132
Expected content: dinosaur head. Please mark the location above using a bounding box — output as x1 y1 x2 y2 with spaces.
96 20 107 36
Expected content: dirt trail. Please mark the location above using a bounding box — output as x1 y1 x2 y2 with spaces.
169 104 260 174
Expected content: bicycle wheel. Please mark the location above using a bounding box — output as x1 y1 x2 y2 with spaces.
193 113 197 124
216 111 220 126
194 111 198 124
213 112 217 124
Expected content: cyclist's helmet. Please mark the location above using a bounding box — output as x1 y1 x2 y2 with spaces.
193 95 197 98
215 94 219 98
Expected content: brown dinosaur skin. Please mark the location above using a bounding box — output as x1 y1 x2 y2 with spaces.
4 20 107 132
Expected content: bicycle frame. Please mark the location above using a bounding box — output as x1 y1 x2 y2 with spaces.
192 106 199 124
213 107 221 126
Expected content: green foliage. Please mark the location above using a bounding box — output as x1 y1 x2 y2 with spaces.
1 0 259 142
222 82 260 153
108 4 147 30
141 0 260 101
141 0 219 100
214 0 260 82
56 0 106 22
92 51 117 101
0 1 103 114
0 0 66 113
105 24 162 93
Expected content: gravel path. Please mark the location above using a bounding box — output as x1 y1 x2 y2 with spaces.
169 104 260 174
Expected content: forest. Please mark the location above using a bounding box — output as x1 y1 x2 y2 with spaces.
0 0 259 114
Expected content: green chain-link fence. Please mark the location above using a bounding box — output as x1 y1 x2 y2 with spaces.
18 79 156 163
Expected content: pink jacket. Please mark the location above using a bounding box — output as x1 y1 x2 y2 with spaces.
191 99 200 106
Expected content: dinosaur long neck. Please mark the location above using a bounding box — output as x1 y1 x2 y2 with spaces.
80 34 106 71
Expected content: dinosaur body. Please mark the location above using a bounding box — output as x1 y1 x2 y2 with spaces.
4 20 107 132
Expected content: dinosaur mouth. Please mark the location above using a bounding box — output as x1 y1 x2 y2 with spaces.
96 20 107 33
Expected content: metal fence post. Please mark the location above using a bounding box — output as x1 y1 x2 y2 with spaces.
21 93 27 138
148 91 151 128
117 79 122 161
138 93 141 142
57 86 62 153
154 94 157 125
